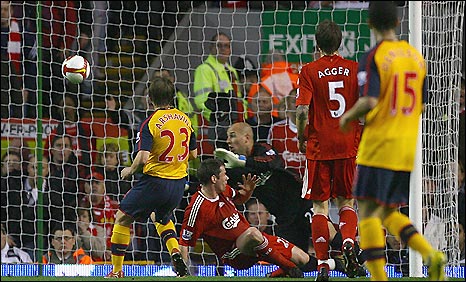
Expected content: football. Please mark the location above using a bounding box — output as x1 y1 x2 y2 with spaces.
62 55 90 84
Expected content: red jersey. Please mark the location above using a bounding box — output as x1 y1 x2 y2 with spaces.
80 195 118 247
179 185 250 259
267 118 306 178
296 55 361 160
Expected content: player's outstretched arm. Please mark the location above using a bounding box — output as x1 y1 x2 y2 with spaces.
233 173 258 205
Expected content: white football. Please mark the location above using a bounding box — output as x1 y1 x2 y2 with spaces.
62 55 90 84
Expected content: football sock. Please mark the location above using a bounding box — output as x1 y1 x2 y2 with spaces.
311 213 330 260
254 236 297 270
359 217 387 281
317 259 335 271
110 224 131 273
330 230 343 251
155 220 179 255
383 211 433 261
267 267 286 277
301 254 318 272
339 206 358 245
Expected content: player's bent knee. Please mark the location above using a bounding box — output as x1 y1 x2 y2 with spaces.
292 246 310 265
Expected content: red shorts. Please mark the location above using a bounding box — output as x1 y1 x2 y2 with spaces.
223 232 294 270
302 157 356 201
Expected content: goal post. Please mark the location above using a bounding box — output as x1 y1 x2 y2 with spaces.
0 1 463 278
408 1 423 277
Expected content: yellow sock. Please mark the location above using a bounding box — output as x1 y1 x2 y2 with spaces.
383 212 433 261
110 224 131 273
359 217 388 281
155 220 180 255
366 258 387 281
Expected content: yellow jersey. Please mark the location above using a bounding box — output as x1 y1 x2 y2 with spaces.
136 107 197 179
356 40 426 171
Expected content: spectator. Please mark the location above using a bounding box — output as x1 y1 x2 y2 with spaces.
0 150 21 177
296 19 361 279
193 32 246 150
42 224 93 264
76 202 109 262
0 151 23 244
267 89 307 178
246 49 299 120
18 154 50 261
1 0 24 118
1 223 32 264
7 1 36 119
44 93 93 183
95 143 131 202
178 158 305 278
67 31 93 98
246 86 282 142
105 94 138 158
234 55 260 100
45 134 80 229
0 49 22 119
17 1 78 119
244 198 275 235
6 137 31 171
79 172 119 250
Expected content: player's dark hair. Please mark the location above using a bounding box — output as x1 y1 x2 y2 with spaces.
197 158 224 185
315 19 342 54
148 76 175 107
368 1 398 31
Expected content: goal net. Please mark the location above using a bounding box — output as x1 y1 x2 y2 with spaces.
1 1 463 277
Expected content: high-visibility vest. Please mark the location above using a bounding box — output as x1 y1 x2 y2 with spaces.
193 55 247 121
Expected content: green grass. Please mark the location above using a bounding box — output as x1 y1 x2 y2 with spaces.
1 276 464 281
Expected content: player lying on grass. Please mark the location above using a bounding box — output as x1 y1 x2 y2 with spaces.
178 159 347 277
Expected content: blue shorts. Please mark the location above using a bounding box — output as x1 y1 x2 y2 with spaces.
353 165 410 208
119 174 186 224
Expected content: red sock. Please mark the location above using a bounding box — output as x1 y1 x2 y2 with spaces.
339 206 358 244
254 237 297 270
268 267 286 277
312 213 330 260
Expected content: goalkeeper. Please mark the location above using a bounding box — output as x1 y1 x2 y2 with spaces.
214 122 365 277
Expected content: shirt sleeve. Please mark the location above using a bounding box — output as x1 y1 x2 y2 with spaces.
296 65 313 106
359 47 381 98
135 118 153 153
189 131 197 151
179 196 203 247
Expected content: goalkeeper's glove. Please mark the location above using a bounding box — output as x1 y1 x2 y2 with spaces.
214 148 246 168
